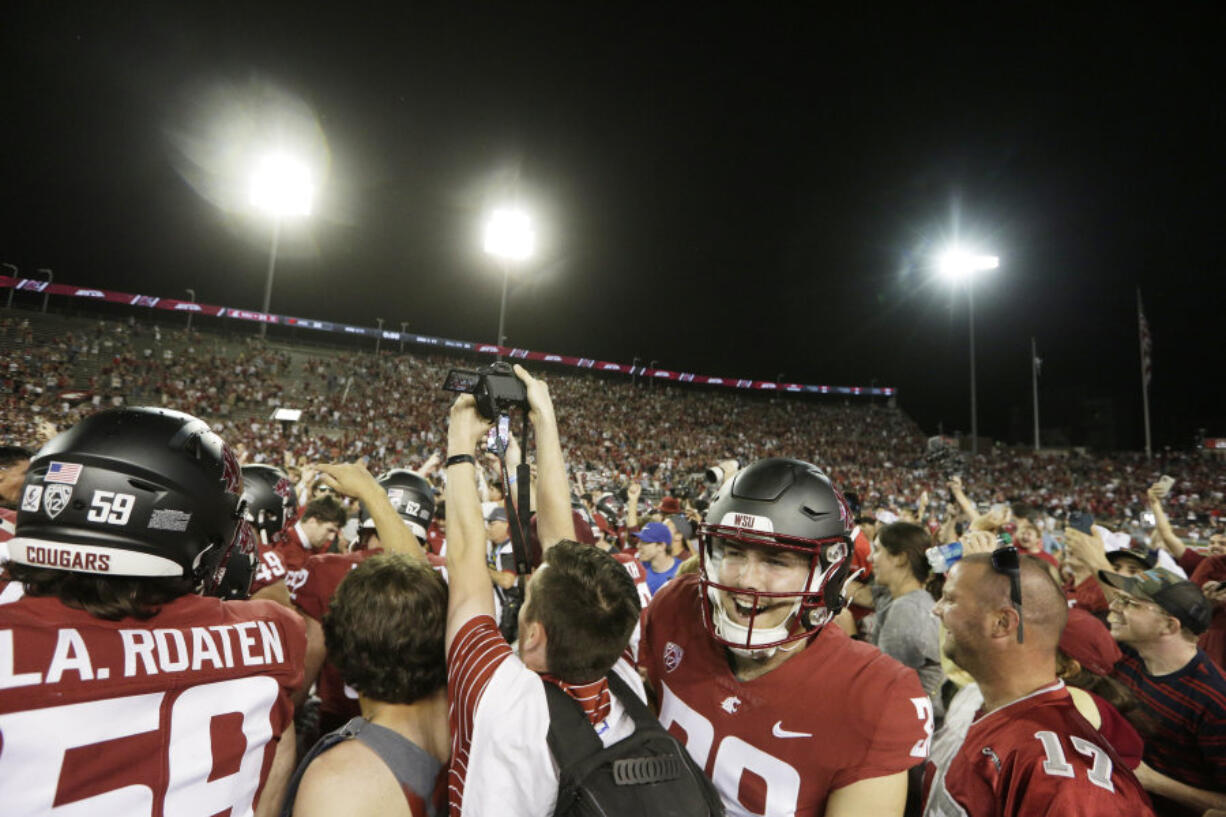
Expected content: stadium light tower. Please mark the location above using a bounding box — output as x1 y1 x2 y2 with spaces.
250 152 314 339
939 249 999 455
483 206 535 360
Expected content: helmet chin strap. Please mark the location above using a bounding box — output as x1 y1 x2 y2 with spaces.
709 585 802 660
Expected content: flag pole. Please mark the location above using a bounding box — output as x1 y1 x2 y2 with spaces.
1031 337 1040 452
1137 289 1152 461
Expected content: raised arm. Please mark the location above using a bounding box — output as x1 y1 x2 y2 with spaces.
947 476 980 523
314 461 423 560
445 395 494 649
514 365 575 552
1146 482 1187 559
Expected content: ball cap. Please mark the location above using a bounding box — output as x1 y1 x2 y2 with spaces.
1059 607 1122 675
1098 567 1212 635
634 521 672 545
1105 546 1157 572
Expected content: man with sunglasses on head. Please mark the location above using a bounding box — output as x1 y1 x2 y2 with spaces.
925 548 1154 816
639 457 933 816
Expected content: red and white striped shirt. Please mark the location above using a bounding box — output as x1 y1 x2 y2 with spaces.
446 615 644 817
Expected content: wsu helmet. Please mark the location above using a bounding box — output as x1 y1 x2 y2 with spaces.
698 457 853 657
241 463 298 544
359 469 435 540
10 407 247 596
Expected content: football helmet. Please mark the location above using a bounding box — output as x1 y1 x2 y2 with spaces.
698 457 853 657
241 463 298 544
10 407 247 596
358 469 435 540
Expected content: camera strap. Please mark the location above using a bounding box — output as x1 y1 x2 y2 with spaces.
496 412 534 578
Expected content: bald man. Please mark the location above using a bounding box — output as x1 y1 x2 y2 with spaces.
924 551 1155 817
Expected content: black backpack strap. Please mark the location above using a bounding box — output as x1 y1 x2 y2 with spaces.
604 669 659 730
542 677 604 763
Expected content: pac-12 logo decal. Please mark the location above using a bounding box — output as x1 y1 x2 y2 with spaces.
663 641 684 673
43 485 73 518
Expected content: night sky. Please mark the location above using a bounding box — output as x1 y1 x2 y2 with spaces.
3 5 1223 450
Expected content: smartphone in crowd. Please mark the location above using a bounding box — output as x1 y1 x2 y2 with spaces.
1069 511 1094 535
486 414 511 454
1155 475 1176 496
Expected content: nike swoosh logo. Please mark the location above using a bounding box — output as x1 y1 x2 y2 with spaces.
771 721 813 739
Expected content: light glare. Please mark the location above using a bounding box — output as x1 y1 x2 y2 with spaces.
250 153 314 218
939 249 999 281
483 208 535 262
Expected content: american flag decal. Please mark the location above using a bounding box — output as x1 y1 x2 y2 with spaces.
45 461 83 485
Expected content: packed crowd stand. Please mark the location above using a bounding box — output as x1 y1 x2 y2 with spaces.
1 310 1224 816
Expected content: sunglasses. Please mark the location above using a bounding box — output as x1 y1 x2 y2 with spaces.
990 546 1024 644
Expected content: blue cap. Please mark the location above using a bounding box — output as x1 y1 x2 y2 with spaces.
635 521 671 545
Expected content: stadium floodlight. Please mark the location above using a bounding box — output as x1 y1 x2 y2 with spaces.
939 250 998 281
938 246 1000 455
250 152 314 338
483 207 535 262
250 153 314 218
483 207 536 359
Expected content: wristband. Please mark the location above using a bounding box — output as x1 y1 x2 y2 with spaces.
445 454 476 468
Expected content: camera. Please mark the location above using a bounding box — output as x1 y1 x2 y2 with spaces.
443 361 528 420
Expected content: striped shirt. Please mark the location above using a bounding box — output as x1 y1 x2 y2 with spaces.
1111 643 1226 789
446 614 644 817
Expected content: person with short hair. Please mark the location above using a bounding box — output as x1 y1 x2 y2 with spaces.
0 444 32 509
0 407 305 817
640 457 933 817
1099 567 1226 814
635 520 681 595
276 494 348 597
925 551 1154 816
443 366 646 816
285 553 449 817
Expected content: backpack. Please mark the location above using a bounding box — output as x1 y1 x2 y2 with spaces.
543 671 725 817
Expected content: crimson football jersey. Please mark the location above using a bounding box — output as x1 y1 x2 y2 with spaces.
640 573 933 817
295 549 448 729
927 682 1154 817
613 551 653 610
248 538 291 595
272 523 313 600
295 550 376 727
0 592 306 816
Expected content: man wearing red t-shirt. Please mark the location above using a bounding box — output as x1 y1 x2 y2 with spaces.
925 551 1153 816
0 407 306 817
640 457 933 817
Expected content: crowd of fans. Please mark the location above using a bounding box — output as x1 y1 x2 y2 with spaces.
3 314 1223 541
2 309 1225 817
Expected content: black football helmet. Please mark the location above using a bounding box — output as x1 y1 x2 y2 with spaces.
358 469 435 540
10 407 247 596
241 463 298 544
698 457 853 656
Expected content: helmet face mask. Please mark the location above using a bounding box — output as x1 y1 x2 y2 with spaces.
697 458 853 658
241 464 298 544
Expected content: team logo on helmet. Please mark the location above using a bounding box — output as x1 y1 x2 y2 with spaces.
42 485 72 519
273 477 294 503
220 444 241 494
663 641 684 673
